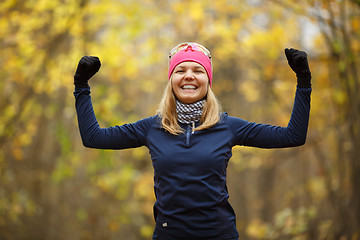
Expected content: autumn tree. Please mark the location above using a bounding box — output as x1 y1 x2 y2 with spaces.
0 0 359 239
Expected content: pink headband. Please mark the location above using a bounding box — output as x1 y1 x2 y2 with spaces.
168 47 213 87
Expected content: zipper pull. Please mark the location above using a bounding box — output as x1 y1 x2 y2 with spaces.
192 121 195 134
186 126 191 146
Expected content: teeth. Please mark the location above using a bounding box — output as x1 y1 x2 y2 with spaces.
182 85 196 89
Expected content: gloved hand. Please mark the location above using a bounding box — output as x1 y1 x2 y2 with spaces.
285 48 311 88
74 56 101 88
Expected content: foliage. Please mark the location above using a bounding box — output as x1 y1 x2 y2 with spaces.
0 0 359 239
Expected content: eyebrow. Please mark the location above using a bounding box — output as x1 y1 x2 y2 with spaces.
177 65 204 69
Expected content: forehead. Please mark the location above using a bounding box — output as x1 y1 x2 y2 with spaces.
175 61 204 69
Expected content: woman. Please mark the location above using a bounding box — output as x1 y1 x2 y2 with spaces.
73 42 311 240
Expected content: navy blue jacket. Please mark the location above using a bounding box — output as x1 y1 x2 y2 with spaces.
74 87 311 240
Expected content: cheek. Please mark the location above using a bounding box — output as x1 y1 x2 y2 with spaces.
201 86 209 97
170 79 177 94
200 77 209 89
171 75 180 86
201 81 210 96
199 73 209 85
170 78 180 97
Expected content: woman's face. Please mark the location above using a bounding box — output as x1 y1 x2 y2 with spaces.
171 61 209 104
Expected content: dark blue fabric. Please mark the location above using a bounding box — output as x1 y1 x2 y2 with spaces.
74 87 311 240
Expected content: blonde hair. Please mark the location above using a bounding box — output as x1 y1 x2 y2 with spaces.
157 80 222 135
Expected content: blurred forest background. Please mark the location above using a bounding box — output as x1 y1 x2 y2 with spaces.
0 0 359 239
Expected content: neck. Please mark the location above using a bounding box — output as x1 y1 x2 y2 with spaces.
176 99 205 124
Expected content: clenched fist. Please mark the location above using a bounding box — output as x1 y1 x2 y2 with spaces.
285 48 311 88
74 56 101 88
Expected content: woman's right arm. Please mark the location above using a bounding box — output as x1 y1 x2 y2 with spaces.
74 87 151 149
73 56 151 150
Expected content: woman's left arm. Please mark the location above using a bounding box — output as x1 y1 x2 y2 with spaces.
229 48 312 148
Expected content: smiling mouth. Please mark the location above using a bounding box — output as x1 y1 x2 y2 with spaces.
181 85 197 90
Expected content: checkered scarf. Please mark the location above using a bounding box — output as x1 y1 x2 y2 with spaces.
176 99 205 124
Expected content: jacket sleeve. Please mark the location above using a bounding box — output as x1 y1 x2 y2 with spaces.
74 87 152 149
228 87 311 148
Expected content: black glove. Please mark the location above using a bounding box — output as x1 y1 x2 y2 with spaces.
285 48 311 88
74 56 101 88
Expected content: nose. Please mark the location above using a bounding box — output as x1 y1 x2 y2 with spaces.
184 69 195 80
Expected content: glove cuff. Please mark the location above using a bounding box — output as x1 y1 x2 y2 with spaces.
74 74 90 88
296 70 311 88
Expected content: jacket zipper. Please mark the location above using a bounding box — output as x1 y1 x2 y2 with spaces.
185 122 195 146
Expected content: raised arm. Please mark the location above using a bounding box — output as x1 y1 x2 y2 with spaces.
73 56 151 150
229 48 312 148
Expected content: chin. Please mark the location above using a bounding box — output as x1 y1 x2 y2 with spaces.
182 99 198 104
